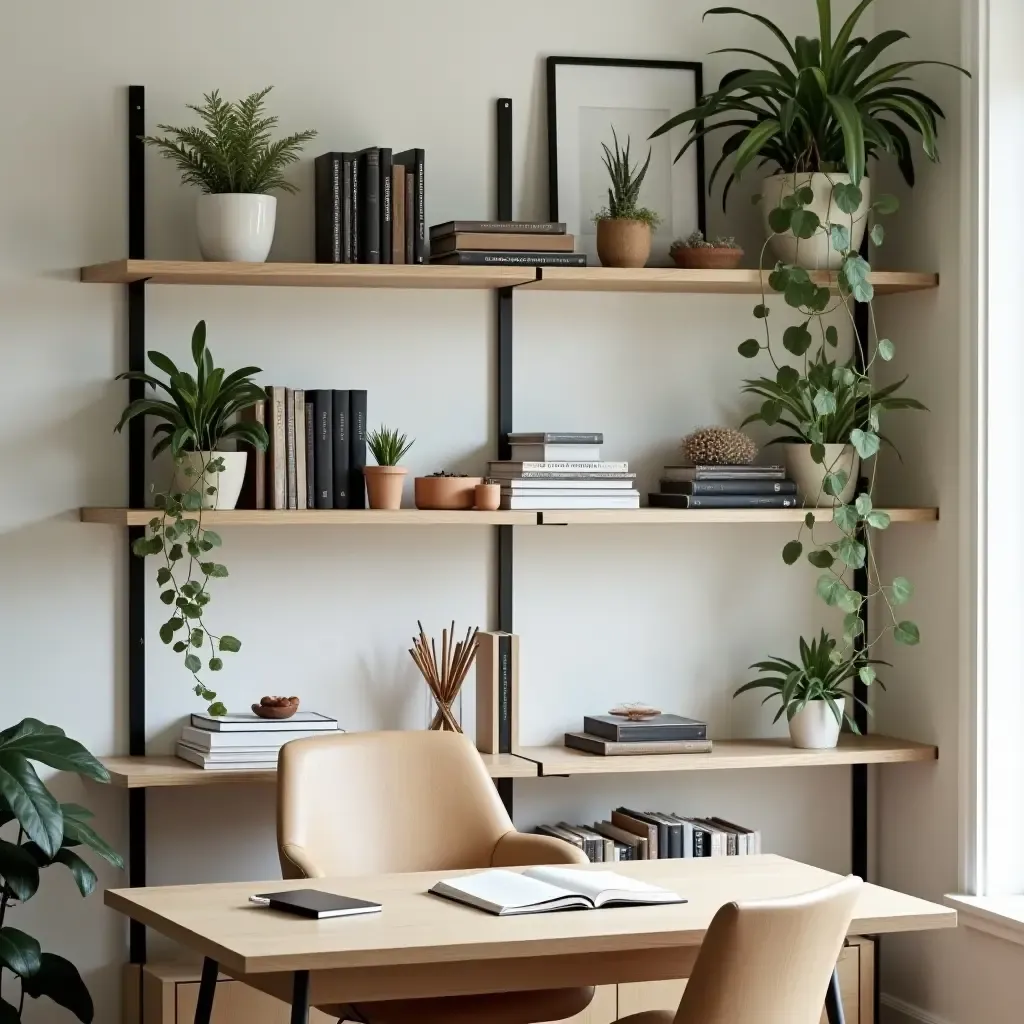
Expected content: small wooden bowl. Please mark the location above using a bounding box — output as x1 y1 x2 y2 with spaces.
671 247 744 270
415 476 483 511
252 698 299 720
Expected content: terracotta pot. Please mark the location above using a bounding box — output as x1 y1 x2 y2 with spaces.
596 219 651 268
474 483 501 511
414 476 483 510
364 466 408 510
671 247 744 270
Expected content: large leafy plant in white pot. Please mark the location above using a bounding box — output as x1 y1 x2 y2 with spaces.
143 87 317 262
651 0 967 269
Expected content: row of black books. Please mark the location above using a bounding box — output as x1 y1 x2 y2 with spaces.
537 808 761 862
488 432 640 510
428 220 587 268
239 389 367 510
649 464 799 510
564 713 710 756
315 148 425 264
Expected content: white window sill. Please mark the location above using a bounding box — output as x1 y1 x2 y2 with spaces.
945 894 1024 946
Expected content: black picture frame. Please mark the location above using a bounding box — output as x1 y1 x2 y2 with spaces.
546 56 707 262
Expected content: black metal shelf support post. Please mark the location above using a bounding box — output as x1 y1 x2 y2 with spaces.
494 98 515 820
126 85 148 966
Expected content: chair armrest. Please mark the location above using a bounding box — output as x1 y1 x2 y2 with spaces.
490 830 589 867
616 1012 675 1024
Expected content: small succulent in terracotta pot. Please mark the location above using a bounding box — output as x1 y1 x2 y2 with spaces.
252 695 300 719
364 426 415 510
593 128 660 269
670 231 744 270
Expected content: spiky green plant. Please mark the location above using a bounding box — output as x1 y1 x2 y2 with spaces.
734 629 887 730
142 87 317 194
367 426 415 467
651 1 969 208
595 128 660 226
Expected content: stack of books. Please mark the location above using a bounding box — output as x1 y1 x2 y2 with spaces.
315 148 425 264
564 713 710 756
428 221 586 267
239 388 367 511
537 808 760 862
648 464 798 509
175 710 342 771
488 433 640 511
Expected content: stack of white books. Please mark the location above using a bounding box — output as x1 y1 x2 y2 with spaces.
175 710 341 770
489 433 640 511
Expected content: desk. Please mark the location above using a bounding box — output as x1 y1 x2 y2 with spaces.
107 855 956 1024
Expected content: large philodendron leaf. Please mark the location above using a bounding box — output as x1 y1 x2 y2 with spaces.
60 804 124 870
0 719 109 782
0 926 42 978
0 838 40 900
0 754 63 858
22 952 95 1023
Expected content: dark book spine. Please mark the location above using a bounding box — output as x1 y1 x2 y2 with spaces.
404 172 415 264
359 149 380 264
285 389 297 510
509 433 603 445
583 718 708 742
692 824 706 858
498 633 511 754
379 148 393 264
661 479 797 496
649 493 798 510
309 390 333 509
429 221 568 238
304 401 316 509
331 390 351 509
433 251 586 267
348 390 367 510
667 821 682 859
342 155 354 263
314 154 342 263
350 154 360 264
413 150 425 263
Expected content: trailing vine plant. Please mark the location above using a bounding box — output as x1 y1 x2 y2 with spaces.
115 321 268 715
737 177 923 679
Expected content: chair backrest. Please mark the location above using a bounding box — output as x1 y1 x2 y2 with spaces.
277 730 514 878
673 875 862 1024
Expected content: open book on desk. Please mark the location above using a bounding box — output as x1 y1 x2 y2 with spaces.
428 866 685 916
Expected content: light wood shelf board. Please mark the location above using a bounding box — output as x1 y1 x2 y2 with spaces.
99 753 538 788
516 736 937 776
79 508 538 527
521 267 939 295
537 507 938 525
80 259 536 290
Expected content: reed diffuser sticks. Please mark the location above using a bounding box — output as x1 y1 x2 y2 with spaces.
409 621 479 732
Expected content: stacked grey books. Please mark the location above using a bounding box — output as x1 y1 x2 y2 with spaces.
489 432 640 510
648 464 798 509
175 711 341 770
564 713 711 756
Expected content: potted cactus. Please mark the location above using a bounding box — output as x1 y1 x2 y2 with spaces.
593 128 660 268
670 232 744 270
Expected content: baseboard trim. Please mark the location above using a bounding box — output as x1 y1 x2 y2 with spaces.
880 993 956 1024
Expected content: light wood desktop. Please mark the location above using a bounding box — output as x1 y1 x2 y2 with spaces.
107 855 955 1024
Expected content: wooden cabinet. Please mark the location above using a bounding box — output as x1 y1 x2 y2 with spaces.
617 936 874 1024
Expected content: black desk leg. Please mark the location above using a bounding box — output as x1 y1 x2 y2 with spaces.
291 970 311 1024
825 967 846 1024
194 958 219 1024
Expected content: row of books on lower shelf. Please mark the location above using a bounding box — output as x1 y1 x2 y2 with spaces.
536 809 761 862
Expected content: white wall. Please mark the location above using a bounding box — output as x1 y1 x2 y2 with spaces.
0 2 904 1021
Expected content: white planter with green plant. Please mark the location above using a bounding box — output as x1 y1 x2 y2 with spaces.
115 320 269 715
143 87 316 262
652 0 967 269
594 129 659 269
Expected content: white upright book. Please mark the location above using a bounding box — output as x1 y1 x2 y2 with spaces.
428 867 684 916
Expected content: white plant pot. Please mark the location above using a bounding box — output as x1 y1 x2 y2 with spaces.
789 698 845 750
177 451 248 510
196 194 277 262
784 443 859 507
761 173 871 270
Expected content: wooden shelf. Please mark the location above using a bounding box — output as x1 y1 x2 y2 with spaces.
521 267 939 294
79 507 939 527
517 736 938 776
99 752 538 788
80 259 537 290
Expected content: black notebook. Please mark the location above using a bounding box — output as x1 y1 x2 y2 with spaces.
250 888 382 919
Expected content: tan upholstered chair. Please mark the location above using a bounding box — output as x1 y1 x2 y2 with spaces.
616 875 862 1024
277 730 594 1024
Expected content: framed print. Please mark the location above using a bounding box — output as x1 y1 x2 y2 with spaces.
547 57 706 268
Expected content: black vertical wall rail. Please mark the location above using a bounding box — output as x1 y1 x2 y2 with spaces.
127 85 148 965
495 99 515 818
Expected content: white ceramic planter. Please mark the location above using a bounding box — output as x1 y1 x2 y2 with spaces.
789 698 845 749
196 194 277 262
784 443 859 507
177 451 248 510
761 173 871 270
